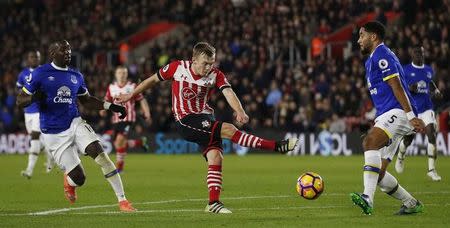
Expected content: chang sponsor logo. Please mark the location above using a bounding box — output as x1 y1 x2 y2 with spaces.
53 86 73 104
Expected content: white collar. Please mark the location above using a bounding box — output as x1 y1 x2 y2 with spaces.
369 42 384 58
411 62 425 69
29 67 34 72
51 62 68 71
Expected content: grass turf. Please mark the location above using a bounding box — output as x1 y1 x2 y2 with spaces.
0 154 449 227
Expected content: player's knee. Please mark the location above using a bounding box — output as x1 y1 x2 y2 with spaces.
377 169 386 182
68 168 86 186
206 149 223 165
428 134 436 145
220 122 237 139
85 141 104 159
403 135 414 147
362 135 375 150
30 131 40 140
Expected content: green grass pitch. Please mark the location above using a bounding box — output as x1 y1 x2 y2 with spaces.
0 154 449 227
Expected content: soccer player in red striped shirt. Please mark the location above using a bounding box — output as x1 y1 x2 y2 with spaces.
116 42 298 213
101 66 151 172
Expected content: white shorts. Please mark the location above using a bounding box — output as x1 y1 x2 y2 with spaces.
374 109 414 161
418 109 437 127
41 117 99 173
24 113 40 133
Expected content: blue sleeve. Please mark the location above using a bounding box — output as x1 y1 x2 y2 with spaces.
22 71 40 95
77 73 89 96
374 53 400 81
16 72 24 88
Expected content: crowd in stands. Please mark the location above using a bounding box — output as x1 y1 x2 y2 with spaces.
1 0 449 135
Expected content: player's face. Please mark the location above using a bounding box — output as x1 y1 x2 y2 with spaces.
54 41 72 66
193 53 215 77
358 28 374 56
115 68 128 83
412 47 425 65
27 51 41 68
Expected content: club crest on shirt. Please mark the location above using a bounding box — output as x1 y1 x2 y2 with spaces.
427 72 432 78
25 73 32 83
71 75 78 84
182 87 197 100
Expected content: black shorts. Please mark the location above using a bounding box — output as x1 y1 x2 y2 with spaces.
175 114 223 155
112 121 133 136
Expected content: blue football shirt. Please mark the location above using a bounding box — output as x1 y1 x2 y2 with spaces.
22 63 89 134
16 67 40 113
365 43 417 117
403 63 434 113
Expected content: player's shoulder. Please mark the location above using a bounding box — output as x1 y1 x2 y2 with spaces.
18 67 30 76
209 67 225 77
67 66 83 77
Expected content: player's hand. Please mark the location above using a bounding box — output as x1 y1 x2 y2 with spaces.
110 103 127 119
235 111 249 125
410 117 425 133
433 90 443 99
115 93 133 103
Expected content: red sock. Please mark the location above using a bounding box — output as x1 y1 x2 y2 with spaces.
231 131 275 150
116 147 127 162
207 165 222 203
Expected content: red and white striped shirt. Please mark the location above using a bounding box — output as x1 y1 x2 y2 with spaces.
157 60 231 121
105 81 144 123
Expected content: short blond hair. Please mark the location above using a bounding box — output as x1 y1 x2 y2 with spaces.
193 42 216 57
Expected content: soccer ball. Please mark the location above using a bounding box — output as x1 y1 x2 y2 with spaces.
296 172 324 200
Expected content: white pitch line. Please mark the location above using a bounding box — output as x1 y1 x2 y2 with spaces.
2 191 450 216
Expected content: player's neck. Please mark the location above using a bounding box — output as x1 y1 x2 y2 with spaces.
369 42 383 57
117 81 127 87
412 62 425 68
51 61 68 70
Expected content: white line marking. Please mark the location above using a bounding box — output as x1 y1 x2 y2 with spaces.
1 191 449 216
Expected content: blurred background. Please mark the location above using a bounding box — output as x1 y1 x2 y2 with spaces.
0 0 449 155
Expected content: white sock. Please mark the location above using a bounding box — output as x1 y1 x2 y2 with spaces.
378 171 415 207
94 152 126 202
363 150 381 204
397 138 406 160
44 149 54 166
427 143 436 171
26 140 41 173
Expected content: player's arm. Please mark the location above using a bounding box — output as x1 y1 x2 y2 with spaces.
222 87 249 125
78 94 127 119
115 74 160 103
16 87 46 108
139 98 151 121
16 89 33 108
386 77 424 132
430 80 443 99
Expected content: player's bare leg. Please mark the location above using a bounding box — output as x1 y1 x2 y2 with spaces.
425 124 441 181
114 133 127 173
204 149 231 214
21 131 41 179
63 165 86 203
85 141 135 212
395 134 414 173
221 123 298 153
